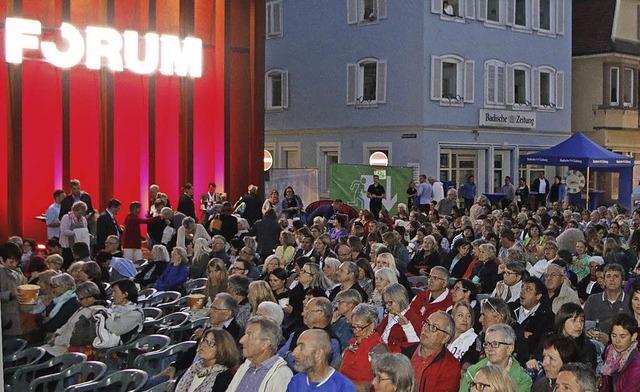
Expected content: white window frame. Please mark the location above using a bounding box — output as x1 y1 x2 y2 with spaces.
347 0 388 25
346 58 387 107
431 0 476 21
484 59 506 108
266 1 283 39
623 68 634 107
508 0 531 31
363 142 392 165
610 66 620 107
533 0 562 36
478 0 506 27
279 142 301 169
265 142 277 168
532 65 556 110
431 55 474 106
506 62 532 108
265 69 288 111
317 143 341 196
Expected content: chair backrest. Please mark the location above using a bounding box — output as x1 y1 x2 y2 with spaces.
30 361 107 392
101 334 172 373
3 346 46 369
158 317 208 343
157 296 190 315
142 307 163 321
11 352 87 391
407 275 428 289
157 312 190 328
183 278 208 293
2 337 28 356
133 341 196 376
141 378 176 392
143 291 181 307
64 369 149 392
138 288 157 301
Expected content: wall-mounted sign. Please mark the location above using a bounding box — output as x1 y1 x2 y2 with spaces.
264 150 273 171
479 109 536 129
5 17 202 77
369 151 388 167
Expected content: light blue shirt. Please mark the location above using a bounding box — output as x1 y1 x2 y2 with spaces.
46 202 61 239
417 182 433 205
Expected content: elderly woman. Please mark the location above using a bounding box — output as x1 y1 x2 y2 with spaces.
135 244 169 288
259 254 281 281
469 243 500 294
332 289 362 350
469 365 516 392
376 283 421 353
600 314 640 392
45 254 64 274
407 235 441 277
375 252 413 296
177 217 211 251
154 246 190 292
33 270 59 315
530 335 579 392
460 324 532 392
190 238 212 279
370 267 398 310
44 281 107 356
339 303 388 392
36 273 80 334
174 328 238 392
78 261 108 301
322 257 341 286
371 353 415 392
59 201 88 268
0 242 28 336
204 258 228 303
275 231 296 267
448 301 479 364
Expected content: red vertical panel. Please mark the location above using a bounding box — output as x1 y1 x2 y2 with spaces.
21 1 63 240
0 0 8 242
155 0 180 204
194 3 223 196
69 1 101 210
113 0 149 212
229 52 251 197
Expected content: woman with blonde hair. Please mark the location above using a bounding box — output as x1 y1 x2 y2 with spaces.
134 244 169 288
247 280 276 314
204 258 228 303
190 238 212 279
274 231 296 266
470 365 516 392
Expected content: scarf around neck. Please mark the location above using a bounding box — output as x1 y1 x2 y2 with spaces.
49 289 76 319
602 341 638 376
175 361 227 392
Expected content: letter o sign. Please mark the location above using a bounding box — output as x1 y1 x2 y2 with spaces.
369 151 388 167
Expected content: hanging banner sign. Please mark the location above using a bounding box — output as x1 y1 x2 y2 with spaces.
330 164 412 217
4 17 202 77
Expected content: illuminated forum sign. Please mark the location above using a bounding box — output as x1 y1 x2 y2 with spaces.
5 17 202 77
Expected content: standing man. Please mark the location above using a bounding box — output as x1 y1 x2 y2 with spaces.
177 183 197 221
501 176 515 208
429 176 445 203
416 175 433 214
532 172 550 209
227 317 293 392
96 199 123 253
287 329 356 391
459 175 476 211
200 182 217 223
59 179 95 219
367 175 386 219
46 190 65 239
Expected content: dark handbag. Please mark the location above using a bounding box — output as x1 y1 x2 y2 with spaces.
69 314 97 346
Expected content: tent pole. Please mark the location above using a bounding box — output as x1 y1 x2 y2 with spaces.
586 167 590 210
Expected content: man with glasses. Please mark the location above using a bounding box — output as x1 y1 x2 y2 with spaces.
409 266 453 319
278 297 342 370
228 316 293 392
208 235 229 266
459 324 532 392
228 274 251 329
402 311 460 392
491 261 524 304
511 276 554 355
584 263 631 342
528 241 558 279
236 247 261 280
329 262 369 302
545 263 580 314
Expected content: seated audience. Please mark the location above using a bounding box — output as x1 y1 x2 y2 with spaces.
556 363 597 392
511 276 555 355
469 364 517 392
135 244 169 288
376 283 421 353
409 266 453 319
332 289 362 350
154 246 190 292
530 334 578 392
36 273 80 334
370 353 416 392
448 301 478 364
227 274 251 329
600 313 640 392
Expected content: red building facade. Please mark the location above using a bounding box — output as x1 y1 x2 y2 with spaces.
0 0 265 241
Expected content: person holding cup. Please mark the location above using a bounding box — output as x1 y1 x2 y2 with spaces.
0 242 28 336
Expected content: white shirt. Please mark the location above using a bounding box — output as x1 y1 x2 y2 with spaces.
46 202 61 239
381 308 419 344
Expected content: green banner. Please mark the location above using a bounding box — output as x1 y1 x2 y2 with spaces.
329 164 413 217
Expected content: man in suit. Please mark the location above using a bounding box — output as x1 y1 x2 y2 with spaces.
59 179 96 219
177 183 197 221
96 199 123 253
200 182 217 223
532 172 550 209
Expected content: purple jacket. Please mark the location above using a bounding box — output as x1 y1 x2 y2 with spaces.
600 347 640 392
153 263 189 292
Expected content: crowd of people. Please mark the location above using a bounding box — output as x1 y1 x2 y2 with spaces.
3 176 640 392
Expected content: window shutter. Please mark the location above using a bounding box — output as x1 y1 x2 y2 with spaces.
432 0 443 14
532 68 540 107
281 71 289 109
272 2 282 36
347 63 357 105
464 60 475 103
266 3 273 35
376 60 387 103
556 0 564 35
555 70 564 109
505 64 515 105
431 56 442 101
506 0 515 25
347 0 358 24
532 0 539 30
486 63 496 104
265 73 271 109
377 0 388 19
466 0 476 19
477 0 487 21
497 65 505 104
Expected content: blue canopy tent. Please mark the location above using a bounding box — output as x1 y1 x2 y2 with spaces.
519 132 635 209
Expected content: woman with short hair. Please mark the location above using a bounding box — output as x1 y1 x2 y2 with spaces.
371 353 415 392
600 313 640 392
332 289 362 350
154 246 190 292
59 201 88 267
134 244 169 288
469 365 516 392
376 283 421 353
35 273 80 334
531 334 579 392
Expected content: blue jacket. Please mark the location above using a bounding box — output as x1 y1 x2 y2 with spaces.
459 181 476 200
154 263 189 292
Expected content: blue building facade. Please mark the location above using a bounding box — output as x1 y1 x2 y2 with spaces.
265 0 571 197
